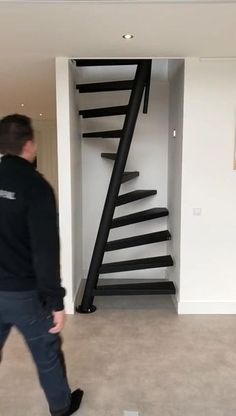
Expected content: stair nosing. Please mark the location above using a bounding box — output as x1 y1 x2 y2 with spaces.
105 230 171 251
93 281 176 296
75 59 143 67
101 153 117 160
111 207 169 228
77 80 134 93
121 171 139 183
83 129 123 138
100 255 173 273
79 105 128 118
116 190 157 206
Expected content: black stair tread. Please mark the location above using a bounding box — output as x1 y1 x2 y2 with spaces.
111 207 169 228
101 153 117 160
122 171 139 184
116 190 157 206
79 105 128 118
105 230 171 251
75 59 142 67
94 281 176 296
83 129 123 138
100 255 173 274
77 80 134 93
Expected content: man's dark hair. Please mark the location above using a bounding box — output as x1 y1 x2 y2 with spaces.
0 114 34 156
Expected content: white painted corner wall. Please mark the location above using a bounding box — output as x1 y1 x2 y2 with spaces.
56 58 83 314
33 119 58 199
178 58 236 314
167 60 184 302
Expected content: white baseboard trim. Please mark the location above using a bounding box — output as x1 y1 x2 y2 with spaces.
64 278 84 315
64 299 75 315
178 301 236 314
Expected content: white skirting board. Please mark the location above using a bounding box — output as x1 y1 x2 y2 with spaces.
66 292 236 315
176 299 236 314
64 299 75 315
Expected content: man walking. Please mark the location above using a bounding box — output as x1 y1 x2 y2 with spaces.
0 114 83 416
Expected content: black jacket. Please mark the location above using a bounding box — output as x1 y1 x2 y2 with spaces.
0 155 65 311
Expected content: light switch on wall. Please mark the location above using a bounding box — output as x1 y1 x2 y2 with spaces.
193 208 202 216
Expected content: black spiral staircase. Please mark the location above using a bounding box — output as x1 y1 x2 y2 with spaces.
75 59 175 313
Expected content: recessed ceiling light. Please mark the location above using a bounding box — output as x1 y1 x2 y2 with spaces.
21 103 25 107
122 34 134 40
39 113 43 117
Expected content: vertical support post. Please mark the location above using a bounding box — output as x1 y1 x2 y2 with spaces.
78 60 151 313
143 60 152 114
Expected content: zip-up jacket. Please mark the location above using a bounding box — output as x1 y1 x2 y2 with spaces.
0 155 65 311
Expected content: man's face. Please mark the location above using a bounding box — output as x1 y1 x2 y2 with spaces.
21 139 37 163
29 139 37 163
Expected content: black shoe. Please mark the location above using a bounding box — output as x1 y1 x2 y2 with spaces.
67 389 84 415
51 389 84 416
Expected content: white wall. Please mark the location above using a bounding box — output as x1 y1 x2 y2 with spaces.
56 58 83 313
33 119 58 199
69 62 83 299
179 58 236 314
78 61 170 280
167 61 184 301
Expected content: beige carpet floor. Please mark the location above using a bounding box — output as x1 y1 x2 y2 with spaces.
0 295 236 416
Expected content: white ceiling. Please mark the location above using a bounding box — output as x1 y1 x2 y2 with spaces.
0 1 236 119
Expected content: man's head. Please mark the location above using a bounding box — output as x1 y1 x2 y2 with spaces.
0 114 36 163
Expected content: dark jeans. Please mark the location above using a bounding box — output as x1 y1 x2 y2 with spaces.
0 291 71 416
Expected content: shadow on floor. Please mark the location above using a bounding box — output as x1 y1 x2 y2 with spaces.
76 279 177 312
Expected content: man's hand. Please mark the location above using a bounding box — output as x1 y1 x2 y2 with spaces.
49 310 66 334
